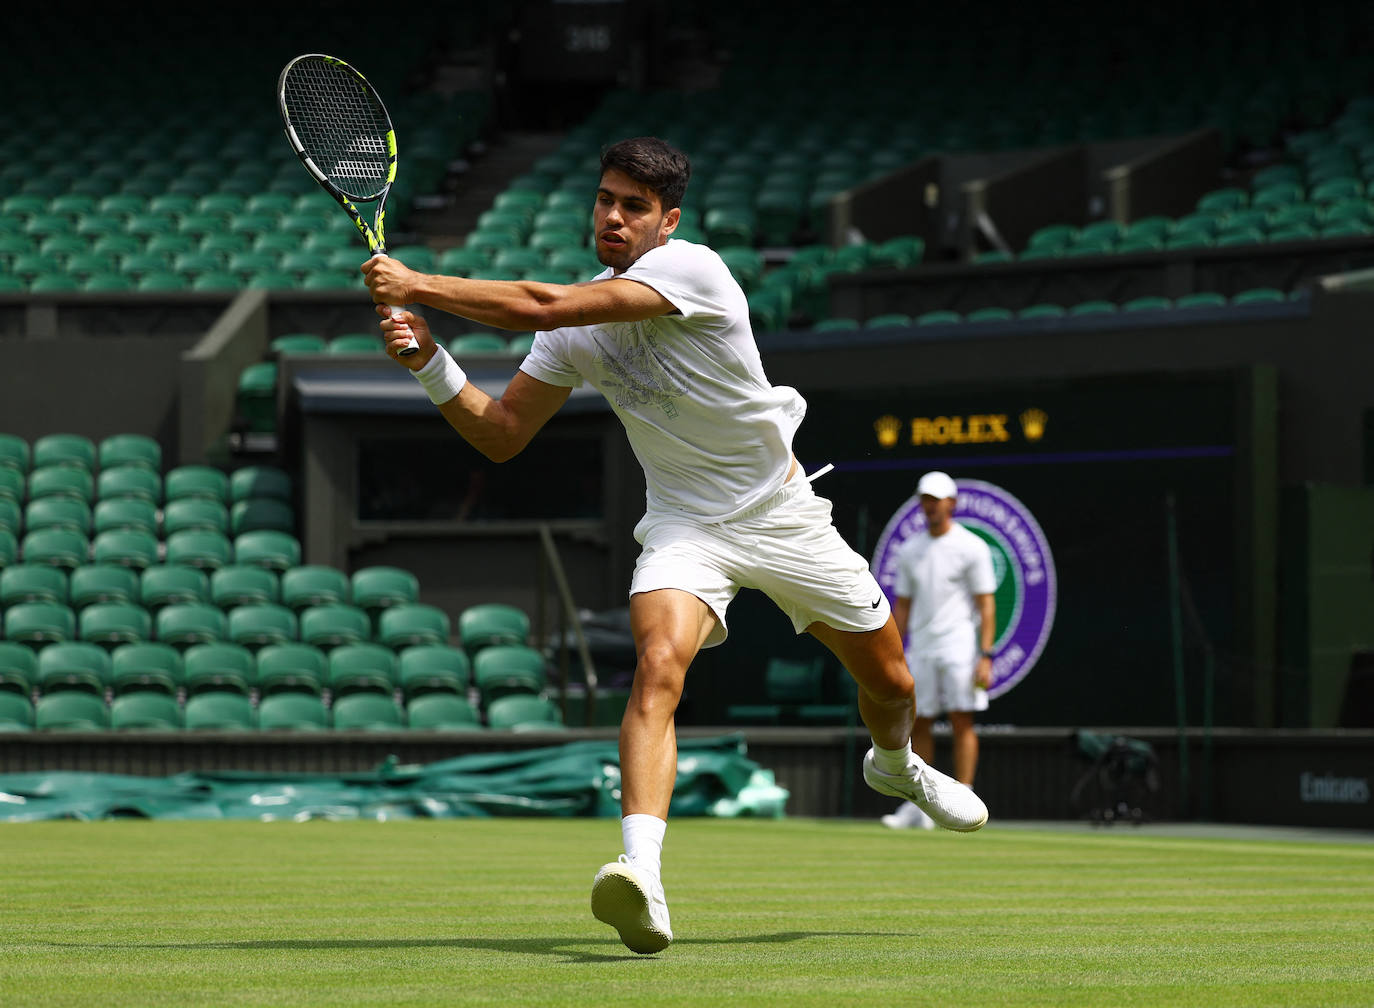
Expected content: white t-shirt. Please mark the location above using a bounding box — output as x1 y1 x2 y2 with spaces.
520 239 807 522
893 522 997 652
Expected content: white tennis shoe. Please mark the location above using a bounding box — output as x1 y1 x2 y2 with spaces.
863 748 988 832
591 855 673 954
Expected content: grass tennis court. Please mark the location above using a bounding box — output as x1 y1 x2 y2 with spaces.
3 817 1371 1007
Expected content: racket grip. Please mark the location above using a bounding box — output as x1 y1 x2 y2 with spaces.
389 304 419 356
371 252 419 356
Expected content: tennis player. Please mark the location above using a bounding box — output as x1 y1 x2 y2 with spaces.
362 136 987 955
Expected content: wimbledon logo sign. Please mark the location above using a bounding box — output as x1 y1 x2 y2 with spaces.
870 479 1057 699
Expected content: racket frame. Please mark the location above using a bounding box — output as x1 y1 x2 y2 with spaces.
277 53 416 354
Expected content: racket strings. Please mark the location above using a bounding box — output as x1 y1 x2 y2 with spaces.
282 59 392 199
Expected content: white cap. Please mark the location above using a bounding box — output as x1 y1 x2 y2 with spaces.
916 471 958 500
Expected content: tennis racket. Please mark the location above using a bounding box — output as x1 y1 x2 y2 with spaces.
277 53 417 355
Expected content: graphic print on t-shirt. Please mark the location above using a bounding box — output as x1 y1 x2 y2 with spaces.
592 326 690 419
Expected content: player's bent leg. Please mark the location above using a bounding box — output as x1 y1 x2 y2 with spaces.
808 618 988 832
807 616 913 749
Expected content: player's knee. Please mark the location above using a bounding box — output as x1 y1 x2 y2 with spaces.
855 661 913 706
630 642 688 709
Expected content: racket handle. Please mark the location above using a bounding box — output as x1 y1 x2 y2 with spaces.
372 252 419 356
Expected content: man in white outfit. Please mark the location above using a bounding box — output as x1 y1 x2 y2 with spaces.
882 471 997 830
363 138 987 955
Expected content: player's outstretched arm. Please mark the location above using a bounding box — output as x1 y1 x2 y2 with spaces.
363 256 674 330
379 307 571 463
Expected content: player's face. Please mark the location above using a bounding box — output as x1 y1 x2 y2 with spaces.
594 168 680 273
920 493 956 531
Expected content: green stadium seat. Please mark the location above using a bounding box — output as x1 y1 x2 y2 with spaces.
227 603 298 650
298 603 372 650
397 643 470 699
255 642 328 697
97 434 161 472
164 465 229 504
183 689 255 731
457 602 530 657
165 529 233 572
1232 287 1287 305
181 642 256 696
472 644 547 702
35 690 109 732
350 566 419 618
0 564 67 607
90 529 159 571
327 642 398 697
327 333 382 354
21 528 90 571
0 434 29 473
32 433 95 472
236 362 278 434
154 603 229 649
140 564 211 610
915 310 962 326
24 497 91 536
209 565 280 609
485 693 564 731
448 332 511 355
864 313 913 330
109 642 183 696
36 641 110 694
78 601 151 648
0 469 23 505
162 498 229 536
279 565 351 612
68 564 140 610
229 465 292 504
405 692 482 731
0 496 18 536
97 465 162 505
331 691 405 732
1196 188 1249 214
0 529 16 567
1121 296 1173 312
270 332 328 356
1068 300 1118 317
0 690 34 731
965 307 1014 322
0 641 39 694
232 530 300 574
1174 292 1228 309
229 497 294 536
256 691 329 731
110 690 182 732
376 603 451 650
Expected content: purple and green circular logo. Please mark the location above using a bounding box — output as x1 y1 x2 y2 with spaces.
871 479 1056 698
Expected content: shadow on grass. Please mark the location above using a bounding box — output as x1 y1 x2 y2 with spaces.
44 931 913 964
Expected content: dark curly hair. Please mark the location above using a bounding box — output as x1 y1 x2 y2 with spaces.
599 137 692 211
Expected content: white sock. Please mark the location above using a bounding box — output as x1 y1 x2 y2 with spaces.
622 813 666 880
871 741 914 775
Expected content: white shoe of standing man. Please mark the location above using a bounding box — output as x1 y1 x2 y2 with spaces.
591 855 673 954
880 801 936 830
863 747 988 832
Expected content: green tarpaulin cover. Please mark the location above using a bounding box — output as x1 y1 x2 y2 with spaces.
0 735 789 822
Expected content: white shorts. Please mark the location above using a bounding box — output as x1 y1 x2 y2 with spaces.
630 469 890 648
910 641 989 717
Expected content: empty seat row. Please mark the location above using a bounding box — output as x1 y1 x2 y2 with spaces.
0 639 546 702
0 687 562 733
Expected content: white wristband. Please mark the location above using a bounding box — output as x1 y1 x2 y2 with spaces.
413 345 467 405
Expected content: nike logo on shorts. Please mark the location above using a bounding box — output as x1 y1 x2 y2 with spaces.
871 597 882 608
